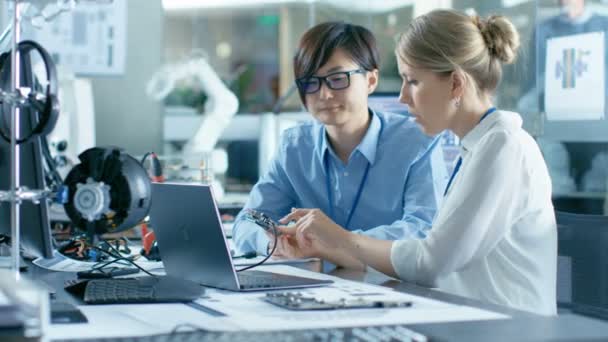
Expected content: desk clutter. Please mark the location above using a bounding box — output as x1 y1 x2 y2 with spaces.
45 265 508 341
264 291 413 310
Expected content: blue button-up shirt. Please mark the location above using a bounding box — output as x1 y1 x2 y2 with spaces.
232 109 448 254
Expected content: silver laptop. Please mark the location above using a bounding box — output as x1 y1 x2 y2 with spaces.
149 182 333 291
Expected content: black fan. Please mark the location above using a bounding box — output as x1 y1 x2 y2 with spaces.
63 147 151 236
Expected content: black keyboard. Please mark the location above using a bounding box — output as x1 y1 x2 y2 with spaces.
65 276 205 304
237 270 333 290
55 324 428 341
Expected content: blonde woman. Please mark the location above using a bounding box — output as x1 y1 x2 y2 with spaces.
280 10 557 315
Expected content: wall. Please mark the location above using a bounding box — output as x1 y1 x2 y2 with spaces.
92 0 163 155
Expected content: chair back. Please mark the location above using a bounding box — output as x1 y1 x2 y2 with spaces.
556 211 608 319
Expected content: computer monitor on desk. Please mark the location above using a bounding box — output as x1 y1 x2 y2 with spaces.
0 58 53 259
0 120 54 259
368 92 409 116
222 112 311 190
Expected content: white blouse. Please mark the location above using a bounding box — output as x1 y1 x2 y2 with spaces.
390 110 557 315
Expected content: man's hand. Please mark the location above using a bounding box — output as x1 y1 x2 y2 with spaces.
278 208 351 251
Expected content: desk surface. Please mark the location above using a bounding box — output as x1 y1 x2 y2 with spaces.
25 260 608 342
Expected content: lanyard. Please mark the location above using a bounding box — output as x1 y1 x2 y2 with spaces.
443 107 496 197
324 117 383 229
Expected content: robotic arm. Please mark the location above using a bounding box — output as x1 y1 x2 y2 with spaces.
146 57 239 154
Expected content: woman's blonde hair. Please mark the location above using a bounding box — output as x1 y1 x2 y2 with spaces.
396 9 520 94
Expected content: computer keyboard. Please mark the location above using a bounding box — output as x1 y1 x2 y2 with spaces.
55 324 428 342
65 276 205 304
237 270 333 290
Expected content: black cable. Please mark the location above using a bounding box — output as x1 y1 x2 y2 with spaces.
235 224 278 272
87 240 157 277
90 248 154 277
98 242 154 276
140 152 153 166
101 238 156 276
232 251 257 259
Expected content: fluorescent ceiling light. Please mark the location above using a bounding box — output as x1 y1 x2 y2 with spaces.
163 0 304 11
321 0 414 13
163 0 412 13
501 0 530 7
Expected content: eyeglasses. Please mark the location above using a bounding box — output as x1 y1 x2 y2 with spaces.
296 69 366 94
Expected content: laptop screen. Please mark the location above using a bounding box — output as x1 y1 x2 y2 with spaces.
149 183 241 290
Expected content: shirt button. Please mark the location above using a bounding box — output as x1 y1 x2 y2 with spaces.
344 172 349 176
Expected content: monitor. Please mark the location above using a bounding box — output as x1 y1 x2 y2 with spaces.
368 92 409 116
0 52 54 259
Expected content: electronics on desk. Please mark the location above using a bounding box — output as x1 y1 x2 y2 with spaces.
265 292 413 310
149 182 333 291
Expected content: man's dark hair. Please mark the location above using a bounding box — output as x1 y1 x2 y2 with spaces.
293 22 380 105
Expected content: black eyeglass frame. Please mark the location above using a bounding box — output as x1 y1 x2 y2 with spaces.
296 69 367 94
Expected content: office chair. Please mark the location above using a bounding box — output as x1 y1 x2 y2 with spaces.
556 210 608 320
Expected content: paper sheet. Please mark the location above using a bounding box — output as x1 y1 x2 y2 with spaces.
33 250 164 273
45 265 509 339
197 265 509 331
19 0 128 75
545 31 605 120
46 304 239 340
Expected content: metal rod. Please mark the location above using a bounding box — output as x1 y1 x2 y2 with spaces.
10 0 22 277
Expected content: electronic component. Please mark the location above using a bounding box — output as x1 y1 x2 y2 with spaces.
63 147 152 236
243 209 281 236
264 292 413 310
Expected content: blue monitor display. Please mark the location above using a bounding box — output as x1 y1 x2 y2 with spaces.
368 93 409 116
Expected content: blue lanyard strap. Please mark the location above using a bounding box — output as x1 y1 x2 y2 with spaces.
324 116 383 229
443 107 496 197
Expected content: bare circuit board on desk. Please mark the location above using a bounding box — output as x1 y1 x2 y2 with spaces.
264 292 413 310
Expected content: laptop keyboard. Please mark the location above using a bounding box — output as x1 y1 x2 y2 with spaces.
237 270 332 290
65 277 205 305
84 279 155 304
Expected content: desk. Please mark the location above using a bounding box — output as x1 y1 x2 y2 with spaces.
23 260 608 341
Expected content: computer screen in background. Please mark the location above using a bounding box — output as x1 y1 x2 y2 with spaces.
368 93 460 175
368 92 410 116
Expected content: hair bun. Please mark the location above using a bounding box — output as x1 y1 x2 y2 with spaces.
474 15 520 64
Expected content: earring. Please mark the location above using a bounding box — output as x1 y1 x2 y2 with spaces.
454 97 461 108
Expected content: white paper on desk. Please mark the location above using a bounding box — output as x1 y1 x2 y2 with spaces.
199 265 509 331
33 250 164 273
46 303 239 340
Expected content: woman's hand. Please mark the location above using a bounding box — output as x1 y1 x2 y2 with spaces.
265 230 320 259
278 208 351 251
